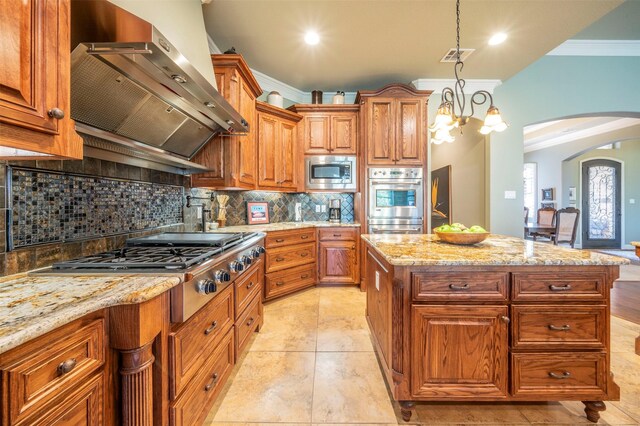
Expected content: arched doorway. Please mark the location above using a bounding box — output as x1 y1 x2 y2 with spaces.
581 159 622 249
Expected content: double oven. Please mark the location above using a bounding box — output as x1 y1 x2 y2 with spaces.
367 167 424 234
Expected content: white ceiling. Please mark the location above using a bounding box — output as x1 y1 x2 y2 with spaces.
202 0 622 91
523 116 640 152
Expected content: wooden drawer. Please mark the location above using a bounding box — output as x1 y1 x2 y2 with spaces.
265 264 316 300
30 372 104 426
318 227 358 241
236 294 263 356
512 305 606 350
169 284 234 399
412 272 509 302
511 353 607 398
265 242 316 273
512 272 607 302
170 330 235 426
235 260 263 319
265 229 315 248
0 318 105 425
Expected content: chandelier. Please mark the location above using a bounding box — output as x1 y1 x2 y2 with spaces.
429 0 507 144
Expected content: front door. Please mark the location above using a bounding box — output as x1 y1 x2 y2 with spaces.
581 159 622 249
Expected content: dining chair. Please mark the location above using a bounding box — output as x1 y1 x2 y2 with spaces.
530 207 556 242
552 207 580 248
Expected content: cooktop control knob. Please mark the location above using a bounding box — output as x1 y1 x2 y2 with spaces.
240 255 252 266
214 270 231 284
250 248 261 259
229 260 244 273
256 246 265 254
196 279 217 294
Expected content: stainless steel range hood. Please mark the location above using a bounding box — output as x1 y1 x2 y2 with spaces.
70 0 247 173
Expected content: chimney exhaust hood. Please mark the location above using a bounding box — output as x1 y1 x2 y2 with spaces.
70 0 247 174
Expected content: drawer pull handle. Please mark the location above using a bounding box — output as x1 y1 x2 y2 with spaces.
548 324 571 331
275 238 285 243
276 257 285 262
204 373 219 391
204 320 218 335
333 234 342 237
549 371 571 379
275 281 285 286
549 284 572 291
449 283 470 290
57 358 77 376
247 281 255 289
301 274 310 279
500 315 510 324
300 252 309 257
246 317 255 327
301 235 309 239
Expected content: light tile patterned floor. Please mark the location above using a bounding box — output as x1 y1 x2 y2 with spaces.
205 286 640 426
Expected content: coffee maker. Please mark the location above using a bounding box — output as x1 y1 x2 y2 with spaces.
328 199 341 223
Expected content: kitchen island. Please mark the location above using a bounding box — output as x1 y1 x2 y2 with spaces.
361 234 628 423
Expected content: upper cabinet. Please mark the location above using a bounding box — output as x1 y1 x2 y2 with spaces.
0 0 82 159
357 84 431 166
290 105 359 155
192 54 263 189
256 101 302 192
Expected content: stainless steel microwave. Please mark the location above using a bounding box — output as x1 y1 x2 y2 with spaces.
305 156 357 192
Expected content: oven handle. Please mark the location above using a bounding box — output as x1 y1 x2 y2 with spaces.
370 180 422 186
371 227 422 233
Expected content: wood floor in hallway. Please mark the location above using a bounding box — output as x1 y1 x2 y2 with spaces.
205 286 640 426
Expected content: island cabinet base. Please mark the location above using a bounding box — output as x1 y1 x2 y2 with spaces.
364 247 621 423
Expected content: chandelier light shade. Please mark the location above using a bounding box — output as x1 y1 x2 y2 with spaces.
429 0 507 144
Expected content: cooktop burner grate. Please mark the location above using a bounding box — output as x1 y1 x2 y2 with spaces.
51 246 222 270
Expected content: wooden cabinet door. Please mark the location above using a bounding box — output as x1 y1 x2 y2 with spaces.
278 120 297 189
0 0 59 134
33 372 103 425
366 249 391 366
257 112 279 188
411 305 508 398
395 99 424 165
318 241 358 284
366 98 396 165
237 80 257 187
303 114 330 154
331 113 357 154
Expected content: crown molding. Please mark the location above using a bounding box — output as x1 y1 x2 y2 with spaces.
547 39 640 56
207 34 222 54
411 78 502 94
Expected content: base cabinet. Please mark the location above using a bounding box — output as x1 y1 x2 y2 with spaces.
318 228 360 285
411 305 508 398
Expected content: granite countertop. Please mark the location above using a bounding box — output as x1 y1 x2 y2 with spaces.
212 221 360 233
0 273 182 354
361 234 630 266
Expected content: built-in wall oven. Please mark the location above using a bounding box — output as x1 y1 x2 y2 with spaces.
305 155 357 192
367 167 424 234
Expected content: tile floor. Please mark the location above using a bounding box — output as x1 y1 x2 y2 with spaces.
205 286 640 426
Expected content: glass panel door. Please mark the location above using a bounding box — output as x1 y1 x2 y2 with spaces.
581 159 621 249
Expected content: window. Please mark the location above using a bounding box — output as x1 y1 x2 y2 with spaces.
523 163 537 217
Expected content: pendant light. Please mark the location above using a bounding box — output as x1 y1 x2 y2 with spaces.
429 0 507 144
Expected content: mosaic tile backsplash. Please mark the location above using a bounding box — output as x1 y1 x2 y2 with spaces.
10 168 183 248
185 189 355 229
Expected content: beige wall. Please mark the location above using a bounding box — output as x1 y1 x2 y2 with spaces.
431 119 488 228
110 0 217 89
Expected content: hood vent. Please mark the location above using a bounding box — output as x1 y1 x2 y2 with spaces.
70 0 248 170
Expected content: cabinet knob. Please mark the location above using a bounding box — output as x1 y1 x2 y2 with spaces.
500 315 510 324
246 317 255 327
57 358 77 376
48 108 65 119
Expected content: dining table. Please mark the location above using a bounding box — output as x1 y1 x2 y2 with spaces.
525 222 556 239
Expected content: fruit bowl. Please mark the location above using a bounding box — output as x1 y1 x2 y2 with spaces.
435 231 490 245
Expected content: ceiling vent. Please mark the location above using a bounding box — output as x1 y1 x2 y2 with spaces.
440 48 475 63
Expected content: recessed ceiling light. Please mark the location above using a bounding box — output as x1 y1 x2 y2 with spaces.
304 30 320 45
488 33 507 46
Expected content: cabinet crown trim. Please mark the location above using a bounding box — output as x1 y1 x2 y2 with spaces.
288 104 360 113
355 83 432 103
212 54 263 97
256 101 302 122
